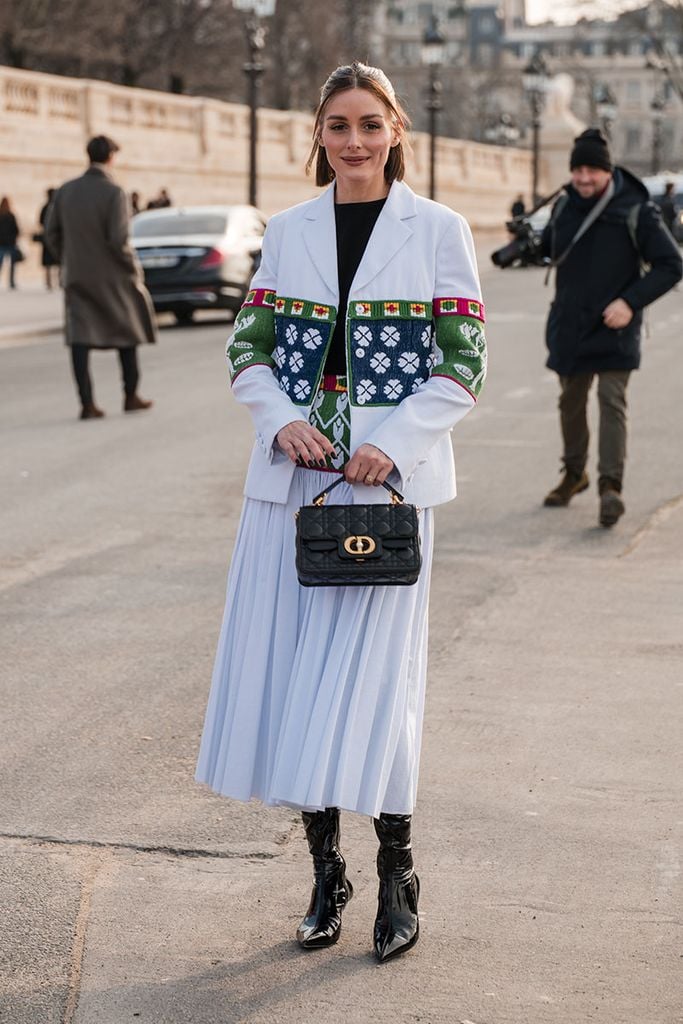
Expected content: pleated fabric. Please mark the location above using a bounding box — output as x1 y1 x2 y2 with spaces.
195 469 434 818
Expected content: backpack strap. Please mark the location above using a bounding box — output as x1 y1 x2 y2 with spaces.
626 202 648 275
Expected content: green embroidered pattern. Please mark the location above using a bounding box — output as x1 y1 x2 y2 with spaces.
227 305 276 382
309 387 350 470
432 315 487 398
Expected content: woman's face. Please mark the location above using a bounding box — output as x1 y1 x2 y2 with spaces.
319 87 398 200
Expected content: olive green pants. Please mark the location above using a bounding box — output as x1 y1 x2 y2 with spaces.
558 370 631 493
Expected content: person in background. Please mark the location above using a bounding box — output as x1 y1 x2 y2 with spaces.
0 196 21 289
510 193 526 219
36 188 59 290
130 191 142 216
540 129 682 526
146 188 172 210
46 135 157 420
658 182 678 235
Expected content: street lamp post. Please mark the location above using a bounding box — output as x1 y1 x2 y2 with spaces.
421 15 445 202
650 89 666 175
522 51 549 207
594 82 618 141
232 0 276 208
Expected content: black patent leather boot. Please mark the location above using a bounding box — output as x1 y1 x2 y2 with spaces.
296 807 353 949
373 813 420 962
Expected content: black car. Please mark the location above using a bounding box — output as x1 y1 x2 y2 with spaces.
131 205 266 324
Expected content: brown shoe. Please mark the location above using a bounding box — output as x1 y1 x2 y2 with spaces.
543 469 589 507
599 489 625 527
80 402 105 420
124 393 153 413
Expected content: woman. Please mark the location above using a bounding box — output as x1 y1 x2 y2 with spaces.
36 188 59 290
0 196 21 289
196 62 487 962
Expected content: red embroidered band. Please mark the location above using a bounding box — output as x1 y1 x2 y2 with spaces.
434 297 485 322
242 288 276 308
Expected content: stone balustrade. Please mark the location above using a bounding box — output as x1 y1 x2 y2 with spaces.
1 65 540 282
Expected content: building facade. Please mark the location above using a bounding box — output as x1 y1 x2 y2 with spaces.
374 0 683 177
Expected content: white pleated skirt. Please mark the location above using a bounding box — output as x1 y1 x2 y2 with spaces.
195 469 434 818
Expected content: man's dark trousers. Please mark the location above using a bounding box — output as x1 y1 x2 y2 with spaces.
71 345 140 405
558 370 630 493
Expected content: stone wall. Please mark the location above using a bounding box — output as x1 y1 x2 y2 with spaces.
0 66 538 279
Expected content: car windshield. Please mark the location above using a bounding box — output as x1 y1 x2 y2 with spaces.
132 213 228 238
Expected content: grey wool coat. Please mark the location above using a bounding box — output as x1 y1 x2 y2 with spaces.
46 166 157 349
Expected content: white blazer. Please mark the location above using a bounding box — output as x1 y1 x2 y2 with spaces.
228 179 486 507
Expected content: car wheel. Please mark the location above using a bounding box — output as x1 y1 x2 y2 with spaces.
174 309 195 326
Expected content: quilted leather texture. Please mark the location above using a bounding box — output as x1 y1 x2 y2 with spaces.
296 502 421 587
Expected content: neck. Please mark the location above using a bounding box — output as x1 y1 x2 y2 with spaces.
334 178 390 204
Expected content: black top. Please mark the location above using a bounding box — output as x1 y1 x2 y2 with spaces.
324 198 387 375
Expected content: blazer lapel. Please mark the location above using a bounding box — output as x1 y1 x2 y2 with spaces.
350 180 416 295
302 185 339 300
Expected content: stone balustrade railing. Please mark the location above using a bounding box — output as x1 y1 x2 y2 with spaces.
1 65 539 278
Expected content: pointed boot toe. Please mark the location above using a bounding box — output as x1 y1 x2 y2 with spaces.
296 809 353 950
297 877 353 949
373 873 420 962
373 815 421 963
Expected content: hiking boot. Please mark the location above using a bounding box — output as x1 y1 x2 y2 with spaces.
599 489 625 527
543 469 589 507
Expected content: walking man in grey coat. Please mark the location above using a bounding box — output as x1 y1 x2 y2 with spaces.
46 135 157 420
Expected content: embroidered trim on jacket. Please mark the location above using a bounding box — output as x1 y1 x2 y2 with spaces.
434 297 486 322
432 296 487 399
227 292 487 405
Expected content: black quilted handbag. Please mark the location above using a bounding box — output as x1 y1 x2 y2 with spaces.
295 476 421 587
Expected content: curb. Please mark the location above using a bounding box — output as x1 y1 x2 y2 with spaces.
0 322 63 348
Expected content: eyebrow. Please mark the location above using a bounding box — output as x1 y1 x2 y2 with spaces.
324 112 386 122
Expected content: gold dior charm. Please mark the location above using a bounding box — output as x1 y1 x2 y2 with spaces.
343 535 377 556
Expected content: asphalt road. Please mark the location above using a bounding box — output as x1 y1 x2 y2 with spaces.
1 264 682 1024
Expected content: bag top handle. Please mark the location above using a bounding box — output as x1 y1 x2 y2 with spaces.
311 476 405 507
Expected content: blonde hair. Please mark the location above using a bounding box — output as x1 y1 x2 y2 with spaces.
306 62 411 186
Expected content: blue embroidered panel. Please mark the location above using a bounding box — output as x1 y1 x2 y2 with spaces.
348 318 436 406
273 316 334 405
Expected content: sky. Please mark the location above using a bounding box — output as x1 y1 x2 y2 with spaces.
525 0 650 25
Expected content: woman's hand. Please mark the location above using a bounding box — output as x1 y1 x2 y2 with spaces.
345 444 394 486
276 420 336 466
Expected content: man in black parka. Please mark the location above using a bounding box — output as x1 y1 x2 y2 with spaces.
541 128 682 526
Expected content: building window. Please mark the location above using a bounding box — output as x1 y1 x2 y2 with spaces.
625 126 641 152
625 80 641 103
591 41 606 57
477 43 495 67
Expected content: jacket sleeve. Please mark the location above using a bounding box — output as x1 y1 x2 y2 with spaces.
106 187 139 276
362 212 486 487
227 215 307 457
620 201 683 312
